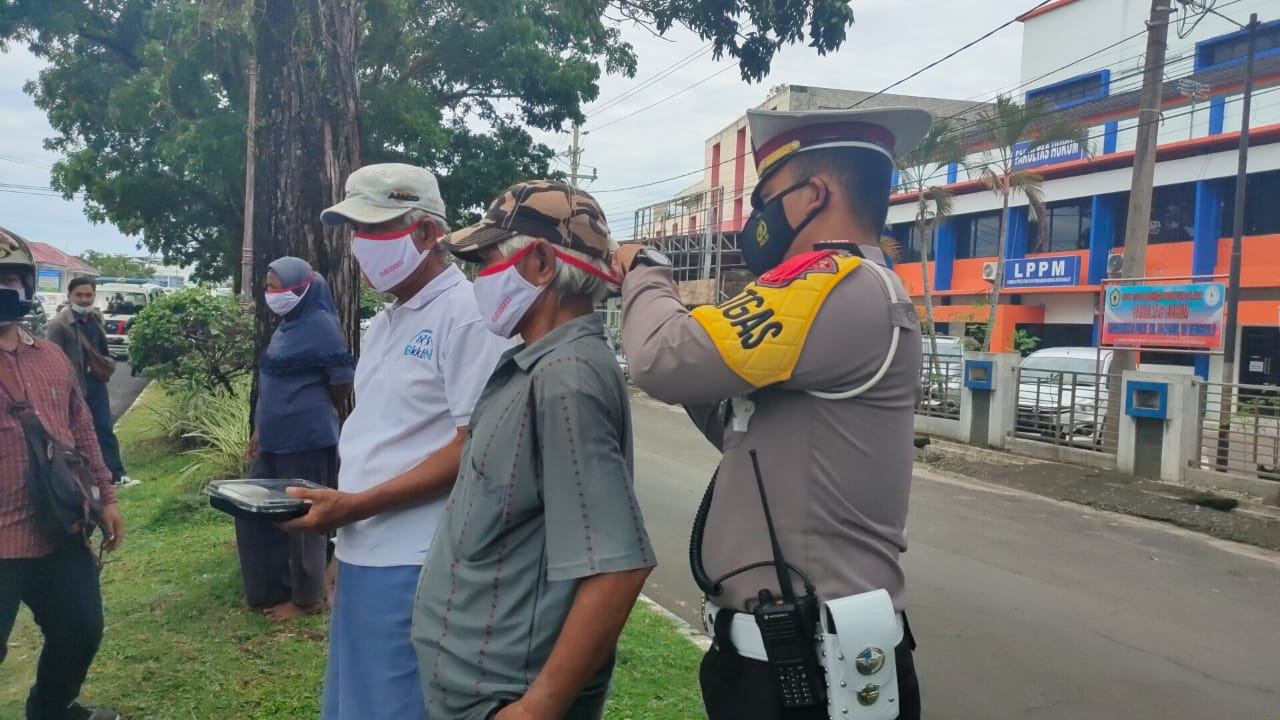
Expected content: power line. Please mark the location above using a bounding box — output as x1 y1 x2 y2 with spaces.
587 43 713 118
591 63 739 133
848 0 1057 109
0 154 52 170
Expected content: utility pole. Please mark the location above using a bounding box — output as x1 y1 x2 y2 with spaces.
239 54 258 306
1107 0 1173 434
565 123 598 187
1215 12 1260 469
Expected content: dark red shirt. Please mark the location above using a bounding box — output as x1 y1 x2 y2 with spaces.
0 328 115 559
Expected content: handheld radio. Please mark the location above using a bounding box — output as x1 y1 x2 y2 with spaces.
747 449 826 709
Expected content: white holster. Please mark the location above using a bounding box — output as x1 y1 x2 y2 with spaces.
820 589 902 720
704 589 903 720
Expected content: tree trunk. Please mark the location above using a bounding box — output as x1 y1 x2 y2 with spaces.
982 188 1010 352
250 0 362 421
917 190 939 358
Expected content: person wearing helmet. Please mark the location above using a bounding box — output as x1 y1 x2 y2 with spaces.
0 227 126 720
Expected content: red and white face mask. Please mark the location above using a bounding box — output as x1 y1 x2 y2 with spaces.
264 277 312 316
352 221 427 292
472 243 619 338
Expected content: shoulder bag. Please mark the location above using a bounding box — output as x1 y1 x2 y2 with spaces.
0 358 104 546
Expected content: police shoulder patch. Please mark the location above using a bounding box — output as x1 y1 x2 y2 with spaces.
756 249 841 288
691 253 861 388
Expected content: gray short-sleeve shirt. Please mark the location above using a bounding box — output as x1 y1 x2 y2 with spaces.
411 314 655 720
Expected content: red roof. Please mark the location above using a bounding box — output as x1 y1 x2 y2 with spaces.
26 239 100 274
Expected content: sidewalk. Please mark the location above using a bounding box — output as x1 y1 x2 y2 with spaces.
916 438 1280 552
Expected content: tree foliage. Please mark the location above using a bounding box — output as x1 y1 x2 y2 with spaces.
972 95 1090 351
79 250 154 279
128 287 254 396
897 118 966 359
2 0 854 280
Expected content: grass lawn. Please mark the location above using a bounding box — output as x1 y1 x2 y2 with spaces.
0 385 706 719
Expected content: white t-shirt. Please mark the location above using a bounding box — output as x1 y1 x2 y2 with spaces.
336 265 508 567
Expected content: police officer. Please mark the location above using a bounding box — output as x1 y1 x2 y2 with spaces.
613 106 929 720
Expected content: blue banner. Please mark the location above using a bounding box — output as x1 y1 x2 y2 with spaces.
1003 255 1081 288
1012 139 1085 169
37 267 62 293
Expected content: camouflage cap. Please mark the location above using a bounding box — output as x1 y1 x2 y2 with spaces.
444 180 615 263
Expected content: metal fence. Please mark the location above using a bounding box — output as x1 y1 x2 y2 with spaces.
1195 382 1280 481
916 353 964 421
1013 367 1120 455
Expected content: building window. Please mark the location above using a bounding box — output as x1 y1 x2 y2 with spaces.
953 211 1002 259
1029 199 1092 253
1221 170 1280 237
1195 19 1280 71
891 223 922 263
1026 70 1110 110
1150 183 1196 244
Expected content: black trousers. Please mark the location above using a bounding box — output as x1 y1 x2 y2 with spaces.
0 544 105 720
700 628 921 720
85 377 125 479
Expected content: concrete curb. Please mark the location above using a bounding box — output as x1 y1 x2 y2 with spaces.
638 594 711 652
114 381 153 428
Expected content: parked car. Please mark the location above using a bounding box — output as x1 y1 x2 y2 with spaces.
94 283 160 359
1016 346 1114 447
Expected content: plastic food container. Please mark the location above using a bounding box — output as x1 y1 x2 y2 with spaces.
205 478 327 521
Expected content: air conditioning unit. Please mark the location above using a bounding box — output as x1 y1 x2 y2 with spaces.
1107 251 1125 275
981 261 998 281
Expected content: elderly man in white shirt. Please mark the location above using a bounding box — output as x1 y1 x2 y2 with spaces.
283 163 508 720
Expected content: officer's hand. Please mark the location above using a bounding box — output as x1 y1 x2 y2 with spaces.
611 244 643 280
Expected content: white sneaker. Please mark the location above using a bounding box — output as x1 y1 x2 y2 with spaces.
113 475 141 488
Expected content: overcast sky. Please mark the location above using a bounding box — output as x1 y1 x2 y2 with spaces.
0 0 1032 260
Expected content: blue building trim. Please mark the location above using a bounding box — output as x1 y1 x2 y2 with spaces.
1087 194 1115 285
1195 18 1280 72
1005 207 1029 260
946 163 958 184
1190 179 1217 380
1103 120 1119 155
1208 97 1226 135
1026 69 1111 111
934 219 956 291
1192 180 1222 279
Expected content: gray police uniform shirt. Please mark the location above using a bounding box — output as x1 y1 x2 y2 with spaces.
411 314 655 720
621 247 921 612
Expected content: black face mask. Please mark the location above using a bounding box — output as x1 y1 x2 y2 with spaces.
0 286 31 324
739 180 824 276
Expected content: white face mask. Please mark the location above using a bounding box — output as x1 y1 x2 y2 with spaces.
264 279 311 316
352 220 428 292
70 302 93 315
472 245 552 338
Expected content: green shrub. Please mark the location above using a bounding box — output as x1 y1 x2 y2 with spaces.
141 380 251 487
128 288 253 395
177 388 251 487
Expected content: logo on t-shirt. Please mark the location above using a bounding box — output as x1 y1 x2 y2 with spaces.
404 329 434 360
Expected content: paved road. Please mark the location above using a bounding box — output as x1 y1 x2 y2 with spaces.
630 396 1280 720
109 362 150 421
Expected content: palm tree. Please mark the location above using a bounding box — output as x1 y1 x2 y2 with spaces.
973 95 1090 351
896 119 968 359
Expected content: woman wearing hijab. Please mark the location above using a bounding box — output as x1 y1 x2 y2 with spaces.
238 256 354 620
